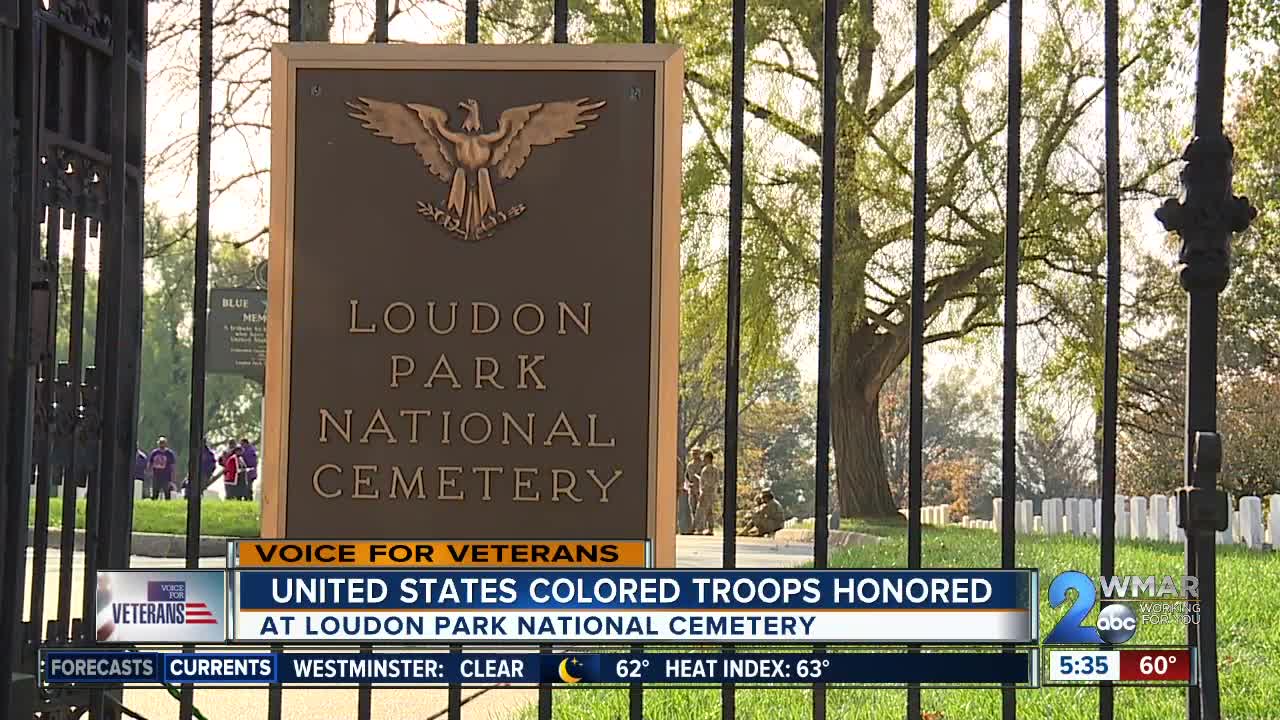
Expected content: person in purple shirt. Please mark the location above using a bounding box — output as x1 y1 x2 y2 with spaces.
147 437 177 500
239 438 258 501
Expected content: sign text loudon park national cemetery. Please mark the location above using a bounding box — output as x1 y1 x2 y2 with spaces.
266 44 682 563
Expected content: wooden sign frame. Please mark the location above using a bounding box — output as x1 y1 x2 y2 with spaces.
265 43 681 567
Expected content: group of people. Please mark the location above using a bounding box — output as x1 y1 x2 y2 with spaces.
676 446 787 537
134 436 258 501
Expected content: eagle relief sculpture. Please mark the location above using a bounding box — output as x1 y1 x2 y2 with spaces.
346 95 606 242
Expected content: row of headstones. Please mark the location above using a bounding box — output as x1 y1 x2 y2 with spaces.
988 495 1280 549
34 481 145 502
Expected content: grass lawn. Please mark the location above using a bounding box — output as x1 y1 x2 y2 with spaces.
509 519 1280 720
30 497 261 537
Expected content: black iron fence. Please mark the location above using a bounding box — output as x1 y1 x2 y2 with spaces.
0 0 1254 718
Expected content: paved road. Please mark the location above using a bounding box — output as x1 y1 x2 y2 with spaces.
23 534 815 720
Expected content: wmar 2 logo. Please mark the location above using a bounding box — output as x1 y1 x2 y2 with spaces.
1045 570 1200 645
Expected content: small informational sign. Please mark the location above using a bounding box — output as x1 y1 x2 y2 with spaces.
207 288 268 383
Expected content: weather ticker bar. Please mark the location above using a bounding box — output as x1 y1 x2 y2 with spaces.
41 649 1038 688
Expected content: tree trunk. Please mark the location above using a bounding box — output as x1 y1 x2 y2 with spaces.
833 359 900 517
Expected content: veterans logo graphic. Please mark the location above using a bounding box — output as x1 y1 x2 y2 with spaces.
96 571 227 643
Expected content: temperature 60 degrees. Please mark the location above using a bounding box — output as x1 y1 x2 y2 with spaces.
795 658 830 679
615 658 650 679
1119 650 1192 683
1140 655 1176 676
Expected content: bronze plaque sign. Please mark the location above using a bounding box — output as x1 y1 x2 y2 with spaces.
266 44 681 565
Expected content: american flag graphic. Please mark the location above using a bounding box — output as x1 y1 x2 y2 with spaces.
186 602 218 625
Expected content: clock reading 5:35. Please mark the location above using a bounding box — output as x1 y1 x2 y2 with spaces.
1049 651 1120 682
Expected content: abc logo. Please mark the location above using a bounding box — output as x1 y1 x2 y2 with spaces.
1096 603 1137 644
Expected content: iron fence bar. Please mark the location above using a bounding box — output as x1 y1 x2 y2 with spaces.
720 0 747 716
55 212 89 646
1181 6 1239 717
630 5 658 716
288 0 302 41
356 645 373 720
906 0 930 713
28 203 61 658
465 0 478 43
374 0 389 42
94 0 139 579
178 0 215 713
0 0 42 710
553 0 567 42
449 12 481 720
359 0 375 666
0 28 14 720
538 7 570 718
813 0 839 716
275 8 301 720
1098 0 1122 714
537 644 552 720
267 649 283 720
1001 0 1023 717
55 415 79 641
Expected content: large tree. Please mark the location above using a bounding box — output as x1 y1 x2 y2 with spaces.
480 0 1188 515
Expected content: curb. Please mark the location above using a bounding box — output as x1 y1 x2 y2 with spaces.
773 528 884 547
25 527 234 558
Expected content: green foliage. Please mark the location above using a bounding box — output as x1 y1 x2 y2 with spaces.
135 209 264 471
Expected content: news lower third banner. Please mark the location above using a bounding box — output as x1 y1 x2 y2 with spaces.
94 568 1036 644
41 649 1039 687
230 569 1037 644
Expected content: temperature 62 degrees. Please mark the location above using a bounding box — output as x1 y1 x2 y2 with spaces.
1048 651 1120 682
615 659 650 679
1119 650 1193 683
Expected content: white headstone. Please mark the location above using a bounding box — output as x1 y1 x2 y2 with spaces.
1094 498 1102 538
1078 500 1093 538
1116 509 1129 539
1240 496 1264 549
1130 496 1148 540
1065 499 1079 535
1150 494 1168 543
993 498 1003 534
1034 516 1043 534
1019 500 1034 534
1044 498 1063 536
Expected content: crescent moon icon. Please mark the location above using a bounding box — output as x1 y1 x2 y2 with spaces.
558 657 583 683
